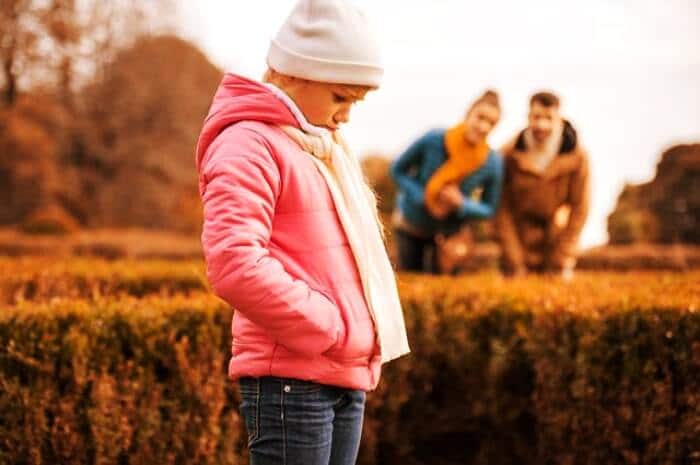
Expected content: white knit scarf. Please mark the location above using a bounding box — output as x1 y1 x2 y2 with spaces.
265 83 410 363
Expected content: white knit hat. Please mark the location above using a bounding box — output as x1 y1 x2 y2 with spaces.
267 0 383 87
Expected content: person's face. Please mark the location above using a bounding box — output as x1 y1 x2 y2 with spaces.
528 102 562 142
464 103 500 145
283 79 371 131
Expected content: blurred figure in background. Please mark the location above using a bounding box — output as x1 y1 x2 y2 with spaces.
390 91 503 274
496 91 590 279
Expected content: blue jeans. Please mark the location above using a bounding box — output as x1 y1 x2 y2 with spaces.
238 376 366 465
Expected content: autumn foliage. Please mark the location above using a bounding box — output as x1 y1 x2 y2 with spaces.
1 1 218 234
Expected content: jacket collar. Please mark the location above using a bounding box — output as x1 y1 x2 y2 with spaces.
510 120 583 178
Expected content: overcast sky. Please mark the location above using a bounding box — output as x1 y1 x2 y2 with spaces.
178 0 700 247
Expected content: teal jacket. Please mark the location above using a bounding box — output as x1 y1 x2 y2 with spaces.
390 129 504 235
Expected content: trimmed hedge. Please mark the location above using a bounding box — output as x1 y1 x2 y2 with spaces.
0 294 241 465
0 257 208 304
1 271 699 465
0 254 700 305
374 273 700 465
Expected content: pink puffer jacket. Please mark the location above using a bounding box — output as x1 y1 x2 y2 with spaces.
195 74 381 391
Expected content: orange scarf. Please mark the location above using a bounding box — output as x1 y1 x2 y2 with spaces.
424 122 489 217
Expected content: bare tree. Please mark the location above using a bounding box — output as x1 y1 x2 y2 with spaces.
0 0 176 107
0 0 36 106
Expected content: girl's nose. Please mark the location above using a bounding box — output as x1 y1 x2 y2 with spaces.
335 107 351 124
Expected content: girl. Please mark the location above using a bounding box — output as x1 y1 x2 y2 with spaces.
195 1 409 464
390 91 504 274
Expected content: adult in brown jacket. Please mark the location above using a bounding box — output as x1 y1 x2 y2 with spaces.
496 91 590 277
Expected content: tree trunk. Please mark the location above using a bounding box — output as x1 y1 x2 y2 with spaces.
2 54 17 106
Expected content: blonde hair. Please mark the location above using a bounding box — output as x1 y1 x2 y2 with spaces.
263 68 375 96
262 68 285 86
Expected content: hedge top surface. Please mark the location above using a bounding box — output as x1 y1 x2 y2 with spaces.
395 271 700 315
0 257 697 317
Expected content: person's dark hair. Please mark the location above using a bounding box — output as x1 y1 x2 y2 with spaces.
468 89 500 114
530 91 560 108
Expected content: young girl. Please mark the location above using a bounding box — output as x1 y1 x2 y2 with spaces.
390 91 504 273
195 1 409 464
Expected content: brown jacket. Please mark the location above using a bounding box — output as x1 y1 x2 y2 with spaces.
495 121 590 273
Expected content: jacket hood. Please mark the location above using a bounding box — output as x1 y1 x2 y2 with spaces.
195 73 298 172
514 120 578 155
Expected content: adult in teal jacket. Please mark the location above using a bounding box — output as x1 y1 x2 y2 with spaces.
390 90 504 273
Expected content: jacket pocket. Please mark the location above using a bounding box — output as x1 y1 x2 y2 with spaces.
322 286 376 362
314 286 347 355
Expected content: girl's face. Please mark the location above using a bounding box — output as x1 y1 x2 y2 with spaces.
464 102 500 145
282 78 372 131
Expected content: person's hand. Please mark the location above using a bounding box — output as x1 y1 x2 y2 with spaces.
439 184 464 210
560 261 575 282
548 255 576 281
505 266 527 279
426 200 453 220
561 267 574 282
